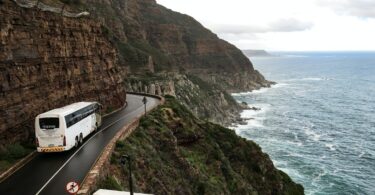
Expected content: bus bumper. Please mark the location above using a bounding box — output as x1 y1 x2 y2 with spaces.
37 146 66 153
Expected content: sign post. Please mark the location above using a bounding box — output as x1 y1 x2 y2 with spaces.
142 96 147 115
121 155 134 195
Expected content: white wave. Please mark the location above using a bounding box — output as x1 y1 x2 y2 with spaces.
233 106 270 130
241 104 270 117
231 83 288 96
235 119 265 130
278 167 304 181
287 140 303 147
272 159 288 167
303 125 321 142
302 77 324 81
251 87 270 94
325 143 336 151
231 91 252 96
359 151 365 158
273 83 289 88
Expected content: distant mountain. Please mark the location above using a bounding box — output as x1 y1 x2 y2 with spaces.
243 50 272 57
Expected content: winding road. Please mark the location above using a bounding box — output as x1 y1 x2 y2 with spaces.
0 94 160 195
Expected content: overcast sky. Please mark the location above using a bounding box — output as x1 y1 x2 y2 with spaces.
156 0 375 51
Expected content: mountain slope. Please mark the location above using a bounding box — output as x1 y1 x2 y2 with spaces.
98 96 304 194
83 0 273 92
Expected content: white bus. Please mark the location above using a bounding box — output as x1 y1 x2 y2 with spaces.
35 102 102 152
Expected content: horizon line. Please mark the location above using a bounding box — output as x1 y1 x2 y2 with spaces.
242 49 375 52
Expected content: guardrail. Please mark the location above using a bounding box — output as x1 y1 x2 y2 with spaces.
126 92 165 104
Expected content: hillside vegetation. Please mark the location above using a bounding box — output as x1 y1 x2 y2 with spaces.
98 96 304 195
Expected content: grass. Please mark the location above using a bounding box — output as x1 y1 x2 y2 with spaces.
0 143 34 173
97 176 123 191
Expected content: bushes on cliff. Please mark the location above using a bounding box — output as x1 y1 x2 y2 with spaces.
0 143 34 173
97 176 123 191
186 74 239 108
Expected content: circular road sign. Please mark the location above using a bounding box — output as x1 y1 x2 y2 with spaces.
66 181 80 194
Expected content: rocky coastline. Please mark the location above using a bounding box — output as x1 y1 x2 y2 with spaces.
124 72 274 127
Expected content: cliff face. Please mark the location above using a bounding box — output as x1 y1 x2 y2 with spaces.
98 96 304 194
125 73 243 126
0 1 126 146
84 0 273 92
77 0 273 125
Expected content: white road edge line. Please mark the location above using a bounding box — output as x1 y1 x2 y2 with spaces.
35 98 157 195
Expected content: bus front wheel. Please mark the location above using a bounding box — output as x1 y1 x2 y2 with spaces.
79 134 83 145
94 123 98 132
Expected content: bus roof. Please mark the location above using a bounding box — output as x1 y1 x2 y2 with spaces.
39 102 97 117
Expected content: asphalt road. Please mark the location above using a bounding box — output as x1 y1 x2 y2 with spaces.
0 94 160 195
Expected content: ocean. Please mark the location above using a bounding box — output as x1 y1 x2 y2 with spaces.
232 52 375 195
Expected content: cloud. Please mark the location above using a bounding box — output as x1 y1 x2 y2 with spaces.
210 18 313 35
270 18 314 32
317 0 375 18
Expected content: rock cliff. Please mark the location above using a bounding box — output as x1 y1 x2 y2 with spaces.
125 73 242 126
72 0 273 125
97 96 304 194
0 0 126 146
83 0 273 92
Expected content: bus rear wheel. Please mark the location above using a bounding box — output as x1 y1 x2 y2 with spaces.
74 137 79 148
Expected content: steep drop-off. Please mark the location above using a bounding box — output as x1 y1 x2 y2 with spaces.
0 0 126 146
98 96 304 194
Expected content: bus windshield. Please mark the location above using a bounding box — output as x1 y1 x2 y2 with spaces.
39 118 59 129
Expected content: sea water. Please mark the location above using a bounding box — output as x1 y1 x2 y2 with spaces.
232 52 375 195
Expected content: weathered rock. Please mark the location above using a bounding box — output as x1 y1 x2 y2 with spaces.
0 1 126 145
125 73 243 126
83 0 273 91
250 107 261 111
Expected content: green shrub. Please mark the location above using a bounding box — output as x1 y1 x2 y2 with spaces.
115 141 126 149
0 161 11 173
97 176 123 191
0 143 31 161
0 143 33 173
